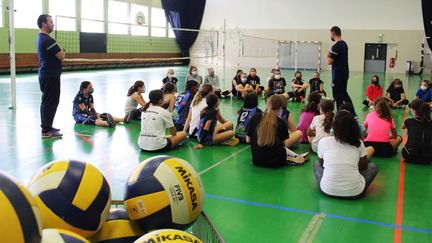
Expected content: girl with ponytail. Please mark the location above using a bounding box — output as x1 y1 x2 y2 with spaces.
364 97 402 157
402 99 432 164
307 99 334 152
246 95 310 167
193 93 239 149
183 84 213 138
124 80 146 122
138 89 187 152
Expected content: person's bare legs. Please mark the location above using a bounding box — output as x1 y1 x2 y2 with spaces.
390 136 402 151
284 130 302 148
365 146 375 161
95 118 109 127
170 131 187 148
213 122 234 144
113 117 125 123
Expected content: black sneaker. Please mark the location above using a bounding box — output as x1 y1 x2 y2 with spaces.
52 127 60 132
41 131 63 139
124 111 132 124
362 100 370 106
106 114 116 128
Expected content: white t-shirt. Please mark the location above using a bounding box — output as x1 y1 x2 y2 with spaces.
318 136 366 197
189 98 207 135
138 105 174 151
310 114 332 152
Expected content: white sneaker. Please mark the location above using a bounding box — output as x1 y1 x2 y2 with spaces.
286 152 310 165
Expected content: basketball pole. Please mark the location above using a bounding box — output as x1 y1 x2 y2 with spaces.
8 0 17 109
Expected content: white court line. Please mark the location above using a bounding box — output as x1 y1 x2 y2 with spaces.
198 146 250 175
298 212 326 243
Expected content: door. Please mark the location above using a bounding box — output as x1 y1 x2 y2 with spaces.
364 43 387 73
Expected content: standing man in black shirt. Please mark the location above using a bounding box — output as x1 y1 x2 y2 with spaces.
326 26 353 109
37 14 65 138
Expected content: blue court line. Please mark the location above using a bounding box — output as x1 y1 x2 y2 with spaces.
205 194 432 234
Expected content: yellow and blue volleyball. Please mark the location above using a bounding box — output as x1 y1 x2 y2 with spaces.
91 208 146 243
27 160 112 238
0 171 42 243
124 155 204 231
134 229 202 243
41 228 89 243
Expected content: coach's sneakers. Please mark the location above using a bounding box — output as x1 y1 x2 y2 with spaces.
221 137 240 146
41 130 63 139
286 152 310 165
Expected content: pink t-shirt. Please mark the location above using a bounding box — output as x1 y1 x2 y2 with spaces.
364 112 396 142
297 111 316 142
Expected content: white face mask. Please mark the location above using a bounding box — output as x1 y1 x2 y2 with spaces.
192 71 198 76
241 77 247 82
421 85 428 91
275 75 281 79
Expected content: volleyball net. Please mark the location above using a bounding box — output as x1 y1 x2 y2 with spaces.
54 16 219 65
240 34 322 71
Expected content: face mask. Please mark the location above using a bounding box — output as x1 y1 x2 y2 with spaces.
88 88 94 94
192 71 198 76
421 85 428 91
168 74 174 79
274 75 281 79
241 77 247 82
372 80 378 85
296 77 301 81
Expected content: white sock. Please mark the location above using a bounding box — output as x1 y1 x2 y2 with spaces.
285 148 299 157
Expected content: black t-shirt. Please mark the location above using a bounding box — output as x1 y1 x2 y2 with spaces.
36 33 62 77
386 86 405 102
268 78 286 94
404 118 432 158
246 113 289 167
247 75 261 89
309 78 324 93
330 40 349 81
291 78 304 91
162 77 178 84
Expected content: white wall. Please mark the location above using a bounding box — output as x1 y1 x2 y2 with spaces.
191 0 427 74
201 0 423 30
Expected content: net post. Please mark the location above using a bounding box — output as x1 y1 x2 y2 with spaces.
8 0 16 109
222 19 226 91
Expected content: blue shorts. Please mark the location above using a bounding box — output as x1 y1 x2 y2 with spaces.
74 114 97 125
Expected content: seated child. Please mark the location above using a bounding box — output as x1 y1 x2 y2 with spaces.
363 75 382 107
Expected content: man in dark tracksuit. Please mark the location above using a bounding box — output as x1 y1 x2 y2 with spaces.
326 26 353 110
36 14 65 138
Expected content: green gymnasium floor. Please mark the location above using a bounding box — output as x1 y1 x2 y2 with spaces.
0 67 431 242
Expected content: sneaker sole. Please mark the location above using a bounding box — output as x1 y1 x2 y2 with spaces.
222 138 239 146
106 114 116 128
